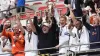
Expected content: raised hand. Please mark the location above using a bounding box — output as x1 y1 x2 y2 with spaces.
16 13 20 20
67 4 72 10
26 13 30 19
1 19 7 25
68 23 74 30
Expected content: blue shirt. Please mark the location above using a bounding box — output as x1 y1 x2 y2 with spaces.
83 16 100 49
89 26 100 49
83 20 100 49
16 0 25 7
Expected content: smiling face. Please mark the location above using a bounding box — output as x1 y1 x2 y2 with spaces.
26 23 32 32
12 24 19 34
74 20 82 30
91 14 99 26
42 25 49 34
60 16 67 27
93 17 99 26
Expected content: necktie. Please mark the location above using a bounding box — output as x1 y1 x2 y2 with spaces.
28 33 31 43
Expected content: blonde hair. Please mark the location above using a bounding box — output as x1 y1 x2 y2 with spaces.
60 15 67 21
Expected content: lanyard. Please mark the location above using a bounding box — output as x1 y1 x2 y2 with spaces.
28 33 32 43
77 30 82 41
77 29 82 51
59 27 63 36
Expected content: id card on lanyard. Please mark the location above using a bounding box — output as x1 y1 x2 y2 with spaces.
77 29 82 51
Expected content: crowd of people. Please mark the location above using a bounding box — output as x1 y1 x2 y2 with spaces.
0 0 100 56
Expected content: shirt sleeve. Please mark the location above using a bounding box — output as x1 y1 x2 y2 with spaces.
82 15 92 30
50 17 58 33
33 16 42 34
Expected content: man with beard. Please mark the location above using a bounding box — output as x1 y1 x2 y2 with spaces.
34 16 58 54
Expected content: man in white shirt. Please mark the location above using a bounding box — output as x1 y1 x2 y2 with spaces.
56 15 70 56
69 7 89 56
69 25 89 52
24 23 38 56
16 14 38 56
24 17 38 56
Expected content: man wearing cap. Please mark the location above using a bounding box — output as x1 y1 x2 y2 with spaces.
34 16 58 54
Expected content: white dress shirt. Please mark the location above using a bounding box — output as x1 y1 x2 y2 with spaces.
59 25 70 56
24 30 38 56
69 26 89 52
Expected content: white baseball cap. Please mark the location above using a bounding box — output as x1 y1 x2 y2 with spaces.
84 6 91 10
42 22 50 27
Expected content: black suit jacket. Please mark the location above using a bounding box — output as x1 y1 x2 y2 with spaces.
64 0 83 9
64 0 83 17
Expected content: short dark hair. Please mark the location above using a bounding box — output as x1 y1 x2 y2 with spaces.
76 19 82 24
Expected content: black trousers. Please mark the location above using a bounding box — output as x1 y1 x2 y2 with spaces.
39 49 57 54
16 6 25 13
